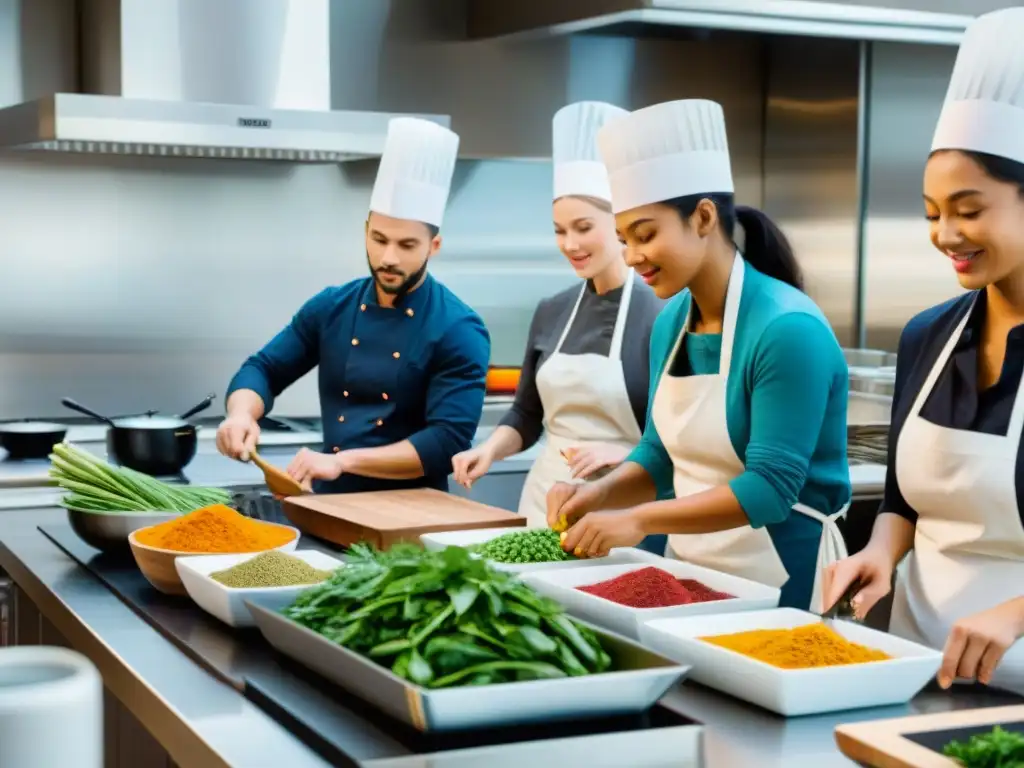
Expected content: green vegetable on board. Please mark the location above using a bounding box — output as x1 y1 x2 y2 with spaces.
210 551 336 589
943 725 1024 767
49 442 232 514
282 543 611 688
476 528 577 565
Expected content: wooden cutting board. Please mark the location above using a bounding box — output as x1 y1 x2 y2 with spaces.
835 704 1024 767
281 488 526 549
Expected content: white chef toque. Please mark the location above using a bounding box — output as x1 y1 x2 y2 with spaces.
552 101 628 202
932 7 1024 165
369 118 460 228
597 99 734 214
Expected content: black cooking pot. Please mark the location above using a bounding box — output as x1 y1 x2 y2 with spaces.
61 395 216 476
0 421 68 460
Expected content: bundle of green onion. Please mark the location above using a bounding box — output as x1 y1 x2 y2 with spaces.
50 442 231 514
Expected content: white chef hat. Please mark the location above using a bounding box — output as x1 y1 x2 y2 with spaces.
552 101 628 202
597 99 733 214
932 7 1024 165
369 118 460 228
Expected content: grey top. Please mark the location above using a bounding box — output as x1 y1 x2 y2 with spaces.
500 276 665 450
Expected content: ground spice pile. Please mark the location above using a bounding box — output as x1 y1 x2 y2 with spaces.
700 623 891 669
578 566 734 608
135 504 295 553
210 551 334 588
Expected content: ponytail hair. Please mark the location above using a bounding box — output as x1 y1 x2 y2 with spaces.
662 194 804 291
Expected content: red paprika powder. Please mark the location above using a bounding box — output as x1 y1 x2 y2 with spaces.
578 566 733 608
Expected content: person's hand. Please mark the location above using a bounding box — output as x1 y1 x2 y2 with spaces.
451 445 495 489
939 598 1024 688
564 442 629 480
546 482 585 531
286 448 344 492
216 414 261 461
822 547 895 620
561 511 645 558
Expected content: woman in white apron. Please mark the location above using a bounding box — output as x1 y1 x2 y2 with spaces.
548 99 852 611
824 8 1024 694
452 102 665 551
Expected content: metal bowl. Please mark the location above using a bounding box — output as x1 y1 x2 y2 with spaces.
66 509 179 553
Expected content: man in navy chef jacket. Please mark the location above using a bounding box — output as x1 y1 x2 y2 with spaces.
216 118 491 494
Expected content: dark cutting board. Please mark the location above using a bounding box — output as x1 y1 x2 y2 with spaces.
836 703 1024 767
281 487 525 549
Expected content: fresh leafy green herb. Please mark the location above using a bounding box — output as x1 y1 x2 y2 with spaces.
282 543 611 688
943 725 1024 767
50 442 231 513
475 529 577 564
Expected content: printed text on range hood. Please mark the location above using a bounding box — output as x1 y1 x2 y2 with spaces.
0 0 450 162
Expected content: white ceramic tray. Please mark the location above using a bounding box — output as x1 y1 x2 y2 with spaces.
638 608 942 717
175 549 343 628
419 526 663 573
521 560 780 640
246 594 690 732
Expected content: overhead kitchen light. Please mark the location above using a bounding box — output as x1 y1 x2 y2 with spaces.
0 0 451 162
466 0 975 45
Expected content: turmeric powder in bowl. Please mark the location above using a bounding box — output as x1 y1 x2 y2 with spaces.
134 504 295 553
700 623 891 669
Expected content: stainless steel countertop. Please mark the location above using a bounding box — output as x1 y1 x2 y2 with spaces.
1 505 1018 767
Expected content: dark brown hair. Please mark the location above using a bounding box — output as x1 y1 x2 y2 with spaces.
661 194 804 291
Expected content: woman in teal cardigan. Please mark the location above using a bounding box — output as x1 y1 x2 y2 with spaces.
546 99 852 611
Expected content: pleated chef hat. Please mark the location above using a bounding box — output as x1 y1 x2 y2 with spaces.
597 99 733 214
552 101 628 201
931 7 1024 165
369 118 460 228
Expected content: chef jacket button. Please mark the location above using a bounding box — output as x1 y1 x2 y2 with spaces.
332 446 340 453
382 393 389 401
376 419 384 426
343 390 349 397
351 338 359 346
338 415 345 423
405 308 414 317
360 303 366 311
393 352 400 359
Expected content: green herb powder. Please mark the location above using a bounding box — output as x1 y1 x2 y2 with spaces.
210 551 334 588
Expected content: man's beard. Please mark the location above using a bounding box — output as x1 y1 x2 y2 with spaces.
367 252 429 299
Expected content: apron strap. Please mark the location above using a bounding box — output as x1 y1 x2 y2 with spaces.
907 296 977 419
794 500 852 615
552 284 588 355
608 271 635 362
719 252 745 378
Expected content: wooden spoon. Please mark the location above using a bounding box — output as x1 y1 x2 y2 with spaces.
250 450 304 498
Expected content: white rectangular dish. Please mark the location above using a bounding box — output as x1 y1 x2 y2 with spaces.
246 594 690 732
638 608 943 717
175 549 343 628
419 526 663 573
521 560 780 640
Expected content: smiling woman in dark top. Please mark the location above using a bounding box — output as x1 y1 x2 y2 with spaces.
451 102 664 544
825 7 1024 695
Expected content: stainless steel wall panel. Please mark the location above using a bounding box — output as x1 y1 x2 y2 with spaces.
862 42 961 350
762 36 861 345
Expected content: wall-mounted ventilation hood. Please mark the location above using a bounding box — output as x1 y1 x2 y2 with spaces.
467 0 979 45
0 0 450 162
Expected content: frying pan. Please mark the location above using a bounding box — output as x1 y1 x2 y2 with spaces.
0 421 68 460
61 395 216 476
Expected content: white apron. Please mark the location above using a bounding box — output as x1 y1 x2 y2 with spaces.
889 298 1024 694
653 255 849 611
517 274 643 528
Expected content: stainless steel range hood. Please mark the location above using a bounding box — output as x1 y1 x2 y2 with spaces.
467 0 979 45
0 0 450 161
